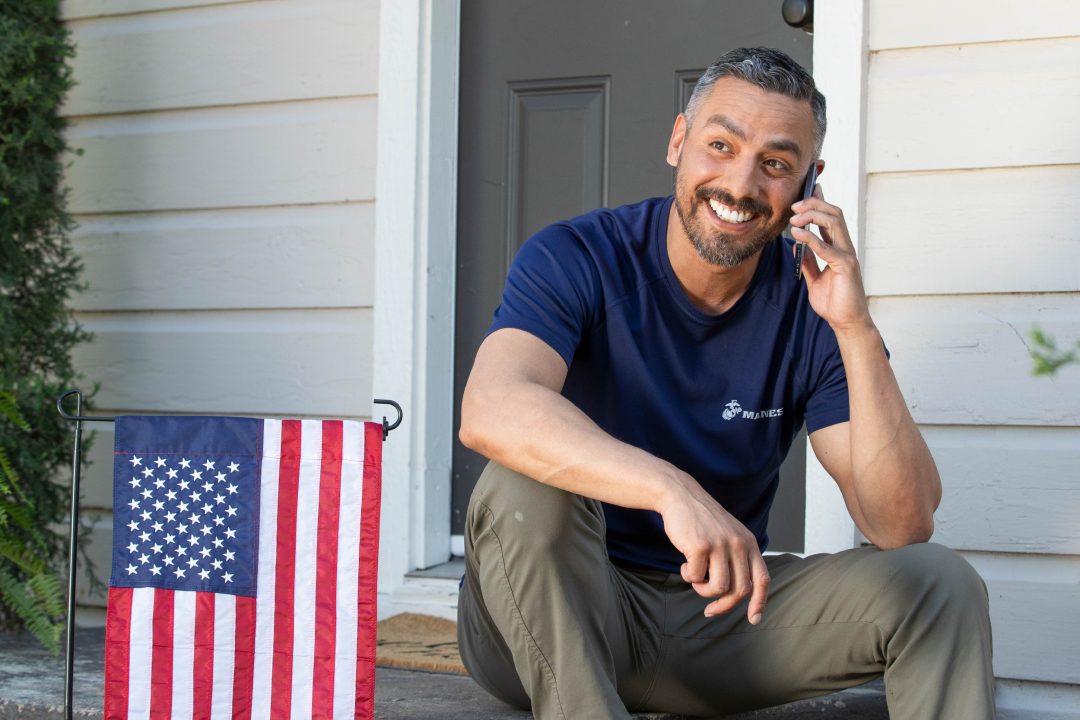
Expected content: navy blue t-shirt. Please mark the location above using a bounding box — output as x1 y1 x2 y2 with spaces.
488 196 850 572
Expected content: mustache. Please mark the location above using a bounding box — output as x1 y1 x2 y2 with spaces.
694 187 772 219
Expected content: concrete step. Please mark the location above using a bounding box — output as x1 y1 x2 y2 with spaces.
0 628 887 719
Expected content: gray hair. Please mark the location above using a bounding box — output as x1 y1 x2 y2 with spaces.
685 47 827 158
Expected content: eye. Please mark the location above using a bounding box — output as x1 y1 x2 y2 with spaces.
764 158 789 172
710 141 731 152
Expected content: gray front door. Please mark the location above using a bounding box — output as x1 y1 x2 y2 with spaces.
453 1 812 551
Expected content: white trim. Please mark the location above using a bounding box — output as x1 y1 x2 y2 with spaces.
373 0 461 589
803 0 867 554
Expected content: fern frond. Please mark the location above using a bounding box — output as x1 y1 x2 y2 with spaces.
0 567 63 655
0 539 48 575
0 391 31 431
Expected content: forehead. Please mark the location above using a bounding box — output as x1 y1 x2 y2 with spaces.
690 77 815 155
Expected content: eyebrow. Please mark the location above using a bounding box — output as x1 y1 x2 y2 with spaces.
702 113 805 159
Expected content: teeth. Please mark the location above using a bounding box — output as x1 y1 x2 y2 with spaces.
708 198 754 224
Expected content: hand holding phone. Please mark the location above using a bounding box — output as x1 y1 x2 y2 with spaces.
793 163 818 282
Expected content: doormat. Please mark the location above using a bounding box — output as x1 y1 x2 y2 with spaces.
376 612 467 675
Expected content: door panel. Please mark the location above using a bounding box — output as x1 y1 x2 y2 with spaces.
454 1 812 551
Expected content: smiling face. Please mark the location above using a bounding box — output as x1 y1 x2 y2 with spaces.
667 77 818 268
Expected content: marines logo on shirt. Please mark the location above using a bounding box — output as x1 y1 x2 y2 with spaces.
723 399 784 421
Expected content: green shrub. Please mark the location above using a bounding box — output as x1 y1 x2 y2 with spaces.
1 0 94 651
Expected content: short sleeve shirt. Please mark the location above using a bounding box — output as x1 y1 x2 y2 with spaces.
489 196 850 572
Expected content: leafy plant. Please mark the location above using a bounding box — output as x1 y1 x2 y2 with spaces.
1 0 96 650
1030 327 1079 377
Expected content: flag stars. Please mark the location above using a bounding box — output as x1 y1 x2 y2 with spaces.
166 468 178 480
155 457 166 468
141 488 153 500
128 477 141 489
188 535 200 547
190 492 202 503
212 538 224 549
139 510 151 521
150 566 161 576
177 523 188 535
141 467 154 478
199 548 211 558
199 569 210 581
177 501 189 513
179 458 191 469
164 511 176 523
221 572 233 584
174 568 186 579
165 490 177 501
127 564 138 575
164 533 176 545
187 558 198 569
127 520 139 531
163 556 174 567
154 478 166 490
154 500 165 512
227 462 239 474
176 546 187 557
139 531 151 543
211 559 223 570
129 456 143 467
215 472 226 483
200 526 212 536
213 516 224 526
179 479 191 491
128 499 140 511
224 528 237 540
152 522 163 533
224 550 235 562
215 494 226 506
189 514 201 525
151 543 163 555
126 542 138 554
226 484 238 496
203 460 216 471
138 553 149 565
225 506 238 518
202 482 214 493
201 503 212 514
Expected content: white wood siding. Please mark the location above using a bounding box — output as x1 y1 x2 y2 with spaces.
865 2 1080 713
62 0 380 611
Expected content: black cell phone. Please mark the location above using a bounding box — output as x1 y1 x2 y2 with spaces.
792 163 818 282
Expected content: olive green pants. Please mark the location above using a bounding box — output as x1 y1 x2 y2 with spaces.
458 462 996 719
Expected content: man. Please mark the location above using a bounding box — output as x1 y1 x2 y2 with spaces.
456 47 994 719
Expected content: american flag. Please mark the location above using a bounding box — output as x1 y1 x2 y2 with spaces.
104 416 383 719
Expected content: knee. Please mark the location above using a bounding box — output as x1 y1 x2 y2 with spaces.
878 543 989 619
467 461 604 556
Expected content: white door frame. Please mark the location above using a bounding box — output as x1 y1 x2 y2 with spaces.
371 0 864 591
373 0 462 590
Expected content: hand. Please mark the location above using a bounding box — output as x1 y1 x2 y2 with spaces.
659 477 770 624
790 186 873 334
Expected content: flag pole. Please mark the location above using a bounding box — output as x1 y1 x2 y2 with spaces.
56 391 115 720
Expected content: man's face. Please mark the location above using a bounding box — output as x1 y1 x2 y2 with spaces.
667 77 818 268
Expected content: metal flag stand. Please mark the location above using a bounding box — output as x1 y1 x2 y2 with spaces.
54 389 403 720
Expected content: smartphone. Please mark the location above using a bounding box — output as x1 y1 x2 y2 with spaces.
792 163 818 282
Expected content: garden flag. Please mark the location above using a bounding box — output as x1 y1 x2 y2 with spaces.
104 416 383 719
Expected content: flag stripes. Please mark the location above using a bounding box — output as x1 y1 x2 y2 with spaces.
103 418 381 719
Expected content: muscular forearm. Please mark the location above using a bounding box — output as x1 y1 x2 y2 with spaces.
835 322 941 547
460 366 690 515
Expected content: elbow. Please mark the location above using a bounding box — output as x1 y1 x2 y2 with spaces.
458 384 493 455
873 514 935 550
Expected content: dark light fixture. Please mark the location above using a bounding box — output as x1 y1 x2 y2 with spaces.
782 0 814 34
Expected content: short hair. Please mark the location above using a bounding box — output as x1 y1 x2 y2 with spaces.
685 47 827 158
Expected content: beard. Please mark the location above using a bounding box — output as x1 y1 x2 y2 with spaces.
673 163 790 268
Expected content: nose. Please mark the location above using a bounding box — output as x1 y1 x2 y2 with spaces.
723 155 760 203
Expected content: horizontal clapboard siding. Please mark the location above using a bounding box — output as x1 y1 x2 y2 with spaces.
963 552 1080 684
928 426 1080 554
71 203 375 311
865 9 1080 711
66 98 377 213
869 0 1080 50
863 165 1080 297
73 309 373 417
65 0 377 115
872 294 1080 425
61 0 257 21
866 37 1080 173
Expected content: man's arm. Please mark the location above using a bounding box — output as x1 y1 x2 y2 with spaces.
791 190 942 549
460 327 771 622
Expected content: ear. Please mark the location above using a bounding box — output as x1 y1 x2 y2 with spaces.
666 114 687 168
